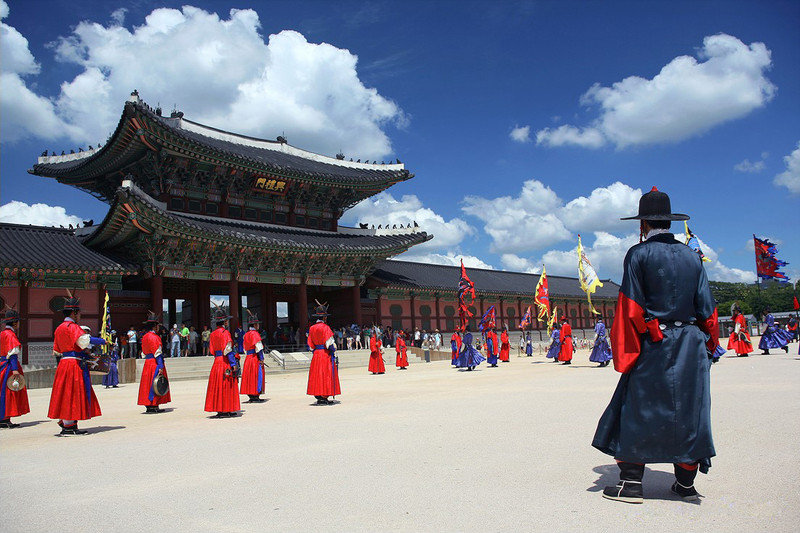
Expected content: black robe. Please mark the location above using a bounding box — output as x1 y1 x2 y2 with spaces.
592 233 719 470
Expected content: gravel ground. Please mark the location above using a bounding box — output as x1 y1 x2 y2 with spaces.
2 345 799 533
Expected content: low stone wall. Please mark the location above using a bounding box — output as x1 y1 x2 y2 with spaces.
21 358 138 390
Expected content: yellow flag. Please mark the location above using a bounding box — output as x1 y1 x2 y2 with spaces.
577 235 603 314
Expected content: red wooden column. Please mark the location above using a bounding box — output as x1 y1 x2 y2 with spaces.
19 283 29 364
150 275 163 317
434 293 441 332
298 281 308 337
498 296 505 329
198 280 210 329
229 277 240 329
375 289 383 327
265 284 277 336
410 292 416 330
352 284 363 327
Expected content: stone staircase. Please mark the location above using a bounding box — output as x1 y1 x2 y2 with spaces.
136 349 424 382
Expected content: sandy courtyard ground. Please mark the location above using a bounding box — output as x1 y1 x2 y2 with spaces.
2 347 799 533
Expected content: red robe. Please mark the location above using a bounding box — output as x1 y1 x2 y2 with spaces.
499 330 510 362
48 318 101 421
137 330 171 406
204 326 240 413
306 321 340 396
369 335 386 373
559 322 573 361
727 313 753 355
240 329 265 395
1 326 30 419
451 332 462 363
396 337 408 368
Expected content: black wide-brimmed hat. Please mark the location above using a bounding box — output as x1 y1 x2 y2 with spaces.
621 186 689 221
2 308 22 324
143 310 162 324
246 309 261 325
312 299 330 318
213 308 232 322
62 297 81 312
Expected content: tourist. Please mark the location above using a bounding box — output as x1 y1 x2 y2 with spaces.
450 330 461 366
48 296 101 435
306 301 340 405
169 325 181 358
589 319 613 367
486 327 499 367
414 328 421 348
205 309 241 418
558 317 573 365
241 312 266 403
499 326 510 362
758 306 791 354
1 308 30 429
180 323 190 357
335 327 343 349
455 325 485 371
127 325 138 359
138 312 170 414
188 326 198 356
368 329 385 374
592 186 719 504
353 324 362 349
545 326 560 362
202 325 211 356
395 329 409 369
727 305 753 357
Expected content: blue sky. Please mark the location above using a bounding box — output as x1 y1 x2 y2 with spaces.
1 0 798 285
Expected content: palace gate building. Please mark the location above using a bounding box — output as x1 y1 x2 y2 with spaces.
1 92 619 364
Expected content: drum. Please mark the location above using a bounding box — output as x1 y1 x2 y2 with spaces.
7 374 26 392
153 374 170 396
87 354 110 375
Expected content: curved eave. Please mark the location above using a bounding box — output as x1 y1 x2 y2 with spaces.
85 186 430 257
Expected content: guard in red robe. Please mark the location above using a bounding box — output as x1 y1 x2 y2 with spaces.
499 327 510 362
240 313 266 403
1 309 30 429
48 296 101 435
559 318 573 364
486 328 500 367
451 331 462 366
396 330 409 369
306 301 340 405
593 187 718 504
204 310 240 418
727 307 753 356
368 330 386 374
137 312 170 413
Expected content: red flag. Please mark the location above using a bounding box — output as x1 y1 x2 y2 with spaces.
457 259 476 331
534 266 551 321
794 296 799 311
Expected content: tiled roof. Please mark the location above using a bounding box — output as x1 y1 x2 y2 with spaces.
370 260 620 298
30 99 411 186
84 182 432 255
0 223 137 273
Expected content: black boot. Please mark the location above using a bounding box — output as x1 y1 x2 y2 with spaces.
0 419 20 429
782 345 789 353
762 350 769 355
671 464 700 501
603 462 644 504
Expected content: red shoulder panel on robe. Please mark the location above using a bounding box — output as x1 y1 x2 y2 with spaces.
610 291 647 374
697 307 720 353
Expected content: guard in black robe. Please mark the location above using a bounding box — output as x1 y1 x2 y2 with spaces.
592 187 719 504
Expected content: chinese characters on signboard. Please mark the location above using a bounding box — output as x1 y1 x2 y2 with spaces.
252 177 288 194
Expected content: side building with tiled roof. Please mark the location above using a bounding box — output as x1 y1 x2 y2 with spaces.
365 260 620 337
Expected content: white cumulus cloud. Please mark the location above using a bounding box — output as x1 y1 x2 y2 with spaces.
342 192 475 251
773 142 800 194
393 252 493 270
509 125 531 143
0 201 84 227
536 34 775 149
1 5 406 159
